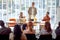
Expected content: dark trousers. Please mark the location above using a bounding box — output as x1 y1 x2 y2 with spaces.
0 35 9 40
38 35 52 40
56 35 60 40
14 36 21 40
26 34 37 40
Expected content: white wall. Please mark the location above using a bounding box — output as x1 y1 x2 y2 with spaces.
59 0 60 6
56 7 60 24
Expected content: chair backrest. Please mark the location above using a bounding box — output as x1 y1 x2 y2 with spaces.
8 18 16 27
9 18 16 22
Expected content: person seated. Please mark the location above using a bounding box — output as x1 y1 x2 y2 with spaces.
19 12 27 32
19 12 25 18
14 24 27 40
0 20 11 40
23 21 37 40
19 12 26 24
42 12 50 22
39 22 52 40
55 22 60 40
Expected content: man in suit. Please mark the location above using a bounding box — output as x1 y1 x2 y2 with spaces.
28 2 37 21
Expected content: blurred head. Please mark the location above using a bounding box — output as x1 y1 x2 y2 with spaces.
20 12 23 17
14 24 22 36
45 22 52 32
46 12 49 16
32 2 35 7
27 21 33 29
27 21 33 31
0 20 5 27
58 22 60 26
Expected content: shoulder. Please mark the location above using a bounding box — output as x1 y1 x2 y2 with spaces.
23 30 28 34
21 33 27 40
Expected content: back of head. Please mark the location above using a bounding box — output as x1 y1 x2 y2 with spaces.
0 20 11 35
45 22 52 32
14 24 22 36
58 22 60 27
27 21 34 32
0 20 5 27
28 21 33 27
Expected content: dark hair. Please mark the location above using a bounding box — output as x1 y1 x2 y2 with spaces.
27 21 33 32
14 24 22 39
47 12 49 14
58 22 60 26
32 2 35 5
45 22 52 32
28 21 33 27
20 12 23 14
0 20 5 27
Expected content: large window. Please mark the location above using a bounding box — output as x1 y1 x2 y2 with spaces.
0 0 59 29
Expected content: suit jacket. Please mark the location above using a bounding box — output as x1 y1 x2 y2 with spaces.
28 7 37 16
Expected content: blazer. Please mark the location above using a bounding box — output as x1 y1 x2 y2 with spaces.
28 7 37 16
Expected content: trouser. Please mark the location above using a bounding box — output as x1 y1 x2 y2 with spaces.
56 35 60 40
38 35 52 40
29 15 35 21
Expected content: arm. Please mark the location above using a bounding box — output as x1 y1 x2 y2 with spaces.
21 33 27 40
42 17 46 21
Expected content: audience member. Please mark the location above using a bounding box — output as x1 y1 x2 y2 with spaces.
55 22 60 40
23 21 37 40
0 20 11 40
14 24 27 40
39 22 52 40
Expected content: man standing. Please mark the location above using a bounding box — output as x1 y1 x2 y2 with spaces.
28 2 37 21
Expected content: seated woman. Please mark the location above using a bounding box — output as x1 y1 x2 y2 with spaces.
55 22 60 40
14 24 27 40
23 21 37 40
42 12 50 22
19 12 26 24
39 22 52 40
